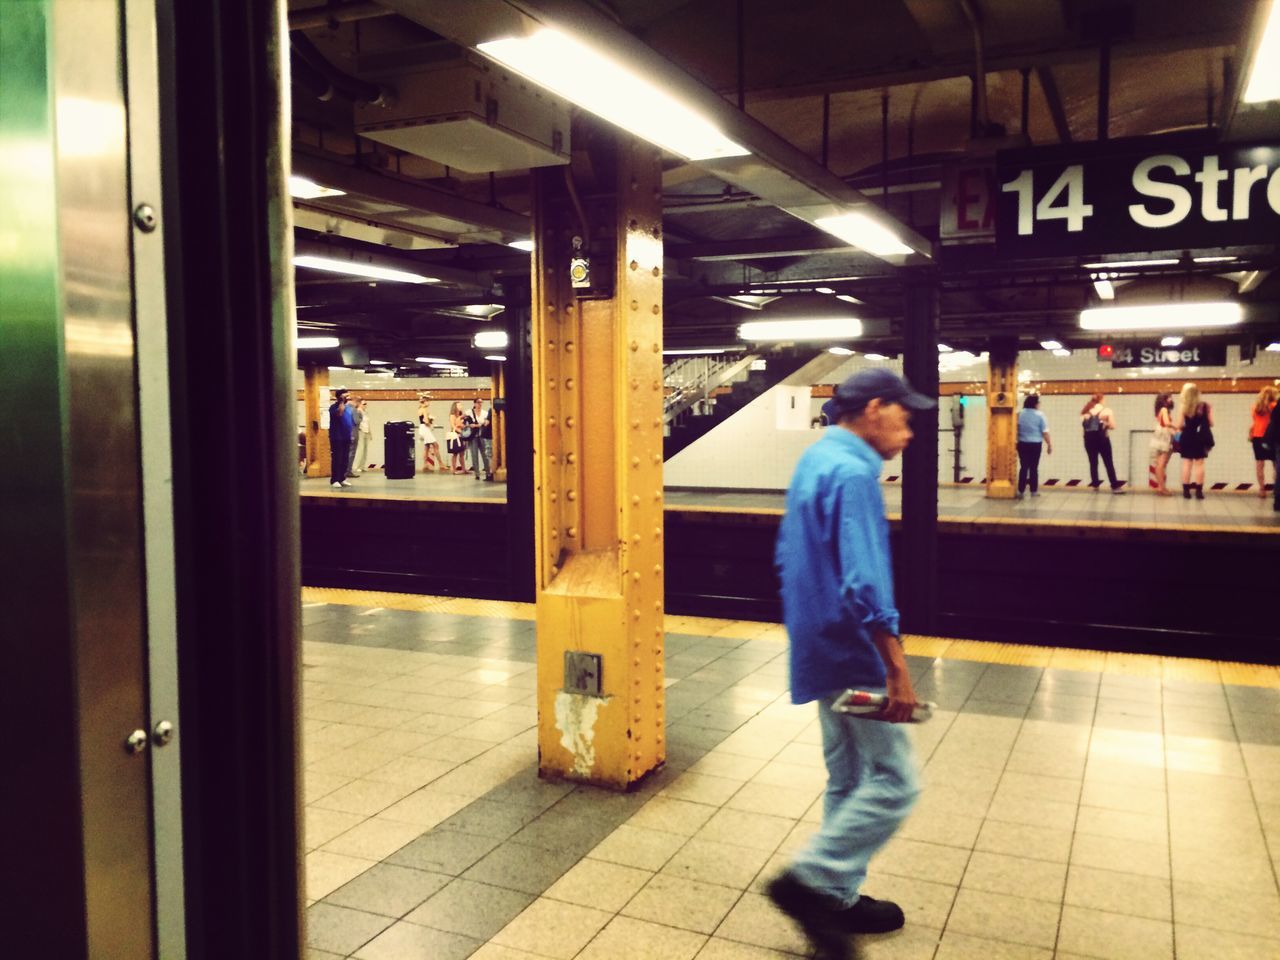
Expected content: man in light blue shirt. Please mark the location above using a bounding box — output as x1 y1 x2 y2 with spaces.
768 368 934 959
1016 394 1052 498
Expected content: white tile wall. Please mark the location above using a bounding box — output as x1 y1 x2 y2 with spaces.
667 348 1280 491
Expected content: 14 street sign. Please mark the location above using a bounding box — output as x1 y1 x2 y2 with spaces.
995 133 1280 258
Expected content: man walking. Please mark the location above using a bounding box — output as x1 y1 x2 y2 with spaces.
768 369 935 959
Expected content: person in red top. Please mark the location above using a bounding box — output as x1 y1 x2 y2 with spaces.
1250 386 1278 499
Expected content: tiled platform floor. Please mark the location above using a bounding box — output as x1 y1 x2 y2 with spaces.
300 473 1279 532
301 590 1280 960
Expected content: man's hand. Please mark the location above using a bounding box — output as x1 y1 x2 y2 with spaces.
871 628 918 723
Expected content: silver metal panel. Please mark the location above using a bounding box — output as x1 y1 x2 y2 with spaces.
124 0 187 954
55 0 156 956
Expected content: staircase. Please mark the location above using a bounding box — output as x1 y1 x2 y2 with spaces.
663 353 758 424
663 349 818 460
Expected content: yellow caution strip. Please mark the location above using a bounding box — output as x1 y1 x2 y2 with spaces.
302 588 1280 688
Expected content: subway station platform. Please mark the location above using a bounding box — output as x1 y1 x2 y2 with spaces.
301 588 1280 960
301 472 1280 533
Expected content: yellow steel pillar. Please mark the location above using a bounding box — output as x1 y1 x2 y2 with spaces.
986 339 1018 499
492 362 508 483
531 131 665 789
304 365 330 478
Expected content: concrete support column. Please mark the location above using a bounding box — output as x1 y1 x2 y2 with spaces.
900 273 940 636
986 337 1018 499
531 129 665 788
303 364 330 477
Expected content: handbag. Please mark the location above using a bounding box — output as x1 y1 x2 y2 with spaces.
1170 431 1181 454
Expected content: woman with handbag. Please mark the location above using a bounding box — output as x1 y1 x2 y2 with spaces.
417 397 440 472
447 401 468 474
1175 382 1214 499
1148 393 1176 496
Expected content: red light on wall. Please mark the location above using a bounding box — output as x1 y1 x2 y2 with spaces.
1097 343 1114 360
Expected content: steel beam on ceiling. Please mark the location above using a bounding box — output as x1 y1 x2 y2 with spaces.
292 149 532 239
376 0 935 264
1035 66 1072 144
294 235 489 290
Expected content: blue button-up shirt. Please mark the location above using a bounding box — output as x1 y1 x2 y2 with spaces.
775 427 899 704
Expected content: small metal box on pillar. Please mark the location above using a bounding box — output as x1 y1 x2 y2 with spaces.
986 338 1018 499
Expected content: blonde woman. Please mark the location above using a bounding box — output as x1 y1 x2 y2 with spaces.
447 401 468 473
1250 386 1278 498
1176 382 1214 499
417 397 439 471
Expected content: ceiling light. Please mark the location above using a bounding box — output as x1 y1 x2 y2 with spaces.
1243 0 1280 101
1053 349 1072 357
937 343 954 353
815 212 914 257
414 356 454 364
478 29 748 161
293 255 439 284
863 353 889 361
1160 336 1184 347
368 360 391 365
297 336 339 349
828 346 855 356
1265 341 1280 352
1040 340 1063 351
663 348 728 356
483 355 508 362
428 362 465 369
1193 255 1237 263
1079 302 1243 331
738 317 863 341
713 294 776 311
464 304 505 318
288 175 346 200
1093 279 1116 300
508 239 536 252
835 294 863 305
815 286 836 295
473 330 510 350
1082 258 1179 269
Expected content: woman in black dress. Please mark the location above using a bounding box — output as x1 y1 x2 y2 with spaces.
1176 382 1214 499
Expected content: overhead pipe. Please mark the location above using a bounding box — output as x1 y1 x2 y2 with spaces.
288 2 393 31
956 0 991 135
290 33 393 106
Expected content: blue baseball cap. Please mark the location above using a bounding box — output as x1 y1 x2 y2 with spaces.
829 368 936 417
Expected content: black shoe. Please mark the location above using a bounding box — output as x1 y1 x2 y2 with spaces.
1195 484 1205 500
834 895 906 934
1183 485 1192 499
765 873 852 960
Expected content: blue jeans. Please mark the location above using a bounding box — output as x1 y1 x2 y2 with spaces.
789 691 920 906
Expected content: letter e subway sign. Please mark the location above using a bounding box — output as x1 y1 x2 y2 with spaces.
994 133 1280 258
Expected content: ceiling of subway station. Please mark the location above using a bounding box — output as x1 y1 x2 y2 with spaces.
288 0 1280 369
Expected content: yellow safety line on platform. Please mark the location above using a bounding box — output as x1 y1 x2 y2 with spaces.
302 587 1280 688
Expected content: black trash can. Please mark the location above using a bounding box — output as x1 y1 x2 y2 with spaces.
383 421 415 479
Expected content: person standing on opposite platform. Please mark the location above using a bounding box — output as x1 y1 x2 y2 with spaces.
1016 394 1051 499
1249 386 1277 499
327 389 352 490
1265 397 1280 512
1081 393 1124 493
348 397 370 476
768 368 934 960
1149 393 1176 496
1176 382 1214 500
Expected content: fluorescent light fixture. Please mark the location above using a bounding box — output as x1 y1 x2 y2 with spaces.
428 361 463 368
508 239 536 252
297 336 340 349
738 317 863 341
1160 336 1184 347
368 360 391 365
464 304 505 318
483 355 508 362
1053 349 1072 357
478 29 748 161
473 330 510 350
1079 302 1243 331
1082 258 1178 269
1243 0 1280 101
1193 255 1237 263
1265 341 1280 352
414 356 454 364
1093 279 1116 300
835 294 863 305
815 286 836 295
712 294 776 311
828 346 855 356
815 212 914 257
863 353 889 361
937 343 954 353
663 348 728 356
288 175 346 200
1040 340 1063 351
293 255 439 284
